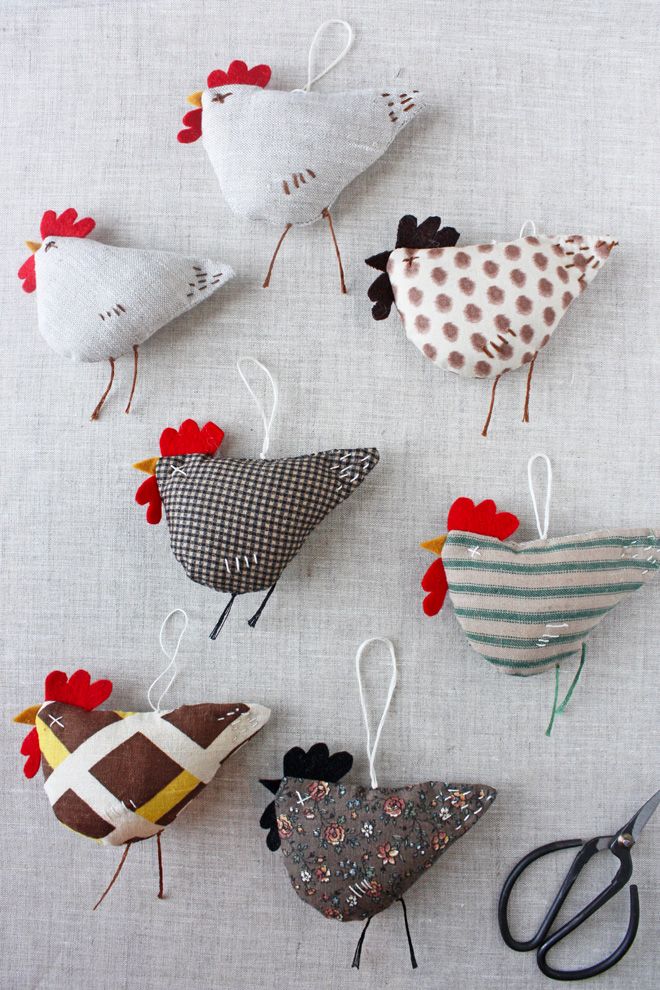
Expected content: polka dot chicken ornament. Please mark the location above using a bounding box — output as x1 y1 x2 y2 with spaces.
366 216 617 435
259 638 497 970
12 611 270 909
18 209 233 419
178 20 425 291
133 359 379 637
419 455 660 734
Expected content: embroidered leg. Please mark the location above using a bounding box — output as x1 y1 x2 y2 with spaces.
522 353 538 423
481 373 501 437
262 224 293 287
322 207 347 294
124 344 139 415
247 583 278 628
90 357 116 421
209 593 238 640
351 915 372 969
398 897 418 969
93 840 132 910
156 830 165 899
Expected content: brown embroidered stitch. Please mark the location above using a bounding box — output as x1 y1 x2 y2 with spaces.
90 357 116 422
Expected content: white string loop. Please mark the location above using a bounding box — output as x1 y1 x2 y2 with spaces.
355 637 398 788
147 609 189 713
294 20 354 92
236 358 278 459
527 453 553 540
519 219 537 238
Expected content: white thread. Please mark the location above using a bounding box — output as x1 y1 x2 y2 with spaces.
147 609 189 713
527 452 553 539
236 357 278 459
519 219 537 238
293 20 354 93
355 637 397 788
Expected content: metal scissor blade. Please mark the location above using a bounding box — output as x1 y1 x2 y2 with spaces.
626 789 660 843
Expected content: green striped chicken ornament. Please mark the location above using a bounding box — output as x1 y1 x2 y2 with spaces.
420 455 659 733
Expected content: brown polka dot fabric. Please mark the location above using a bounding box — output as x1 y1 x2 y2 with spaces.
385 233 616 377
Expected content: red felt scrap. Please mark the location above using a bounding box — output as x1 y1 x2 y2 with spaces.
20 727 41 779
177 107 203 144
136 474 163 525
159 419 224 457
44 669 113 710
421 497 520 616
18 255 36 293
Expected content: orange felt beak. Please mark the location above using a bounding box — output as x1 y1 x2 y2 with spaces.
13 705 40 725
25 241 41 253
420 535 447 555
187 91 203 108
133 457 158 475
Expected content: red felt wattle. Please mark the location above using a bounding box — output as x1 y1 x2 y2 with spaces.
18 255 36 293
207 61 271 89
177 107 203 144
446 497 519 540
44 669 113 710
421 557 449 617
40 208 96 240
135 474 163 525
159 419 225 457
20 727 41 779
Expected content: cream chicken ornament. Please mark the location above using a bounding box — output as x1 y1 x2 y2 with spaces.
18 209 233 419
178 21 425 291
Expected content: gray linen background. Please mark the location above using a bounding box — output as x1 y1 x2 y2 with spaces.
1 1 658 988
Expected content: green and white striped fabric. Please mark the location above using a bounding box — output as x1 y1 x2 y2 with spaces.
442 528 659 676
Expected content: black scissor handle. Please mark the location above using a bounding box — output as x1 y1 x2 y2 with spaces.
537 883 639 981
498 838 584 951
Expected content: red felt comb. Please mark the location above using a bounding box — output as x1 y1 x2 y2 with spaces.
159 419 224 457
44 669 113 710
18 209 95 293
177 61 271 143
421 497 519 616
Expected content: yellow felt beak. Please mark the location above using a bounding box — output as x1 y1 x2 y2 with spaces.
187 91 203 108
420 535 447 555
133 457 158 475
13 705 40 725
25 241 42 253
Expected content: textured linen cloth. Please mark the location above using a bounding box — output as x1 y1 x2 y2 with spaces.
0 2 658 989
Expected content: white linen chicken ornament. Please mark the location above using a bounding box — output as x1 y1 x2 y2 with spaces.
18 209 233 420
177 20 425 292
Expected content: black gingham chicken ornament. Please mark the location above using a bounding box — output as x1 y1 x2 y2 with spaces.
134 360 379 637
260 639 497 970
177 20 425 292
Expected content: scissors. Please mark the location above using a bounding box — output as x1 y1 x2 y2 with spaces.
498 789 660 981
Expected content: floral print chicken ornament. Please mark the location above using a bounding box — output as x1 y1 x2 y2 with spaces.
178 20 425 291
367 216 617 435
420 455 660 733
13 611 270 908
133 359 379 637
18 209 233 419
260 638 496 969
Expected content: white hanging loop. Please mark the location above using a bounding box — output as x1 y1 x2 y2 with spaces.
236 357 278 459
519 219 537 238
527 453 553 540
147 609 189 713
355 637 398 788
294 20 354 93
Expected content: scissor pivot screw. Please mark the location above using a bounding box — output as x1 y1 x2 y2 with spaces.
618 832 634 848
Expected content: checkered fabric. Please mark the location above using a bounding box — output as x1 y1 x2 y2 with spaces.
443 527 660 675
34 700 270 846
156 447 379 594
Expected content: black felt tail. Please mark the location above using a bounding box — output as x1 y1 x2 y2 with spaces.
247 583 278 628
398 897 418 969
209 594 237 640
351 915 372 969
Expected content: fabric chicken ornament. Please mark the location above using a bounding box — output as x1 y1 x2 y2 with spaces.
134 360 379 637
259 639 497 969
177 20 425 292
420 455 660 733
367 216 617 435
13 611 270 908
18 208 233 419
